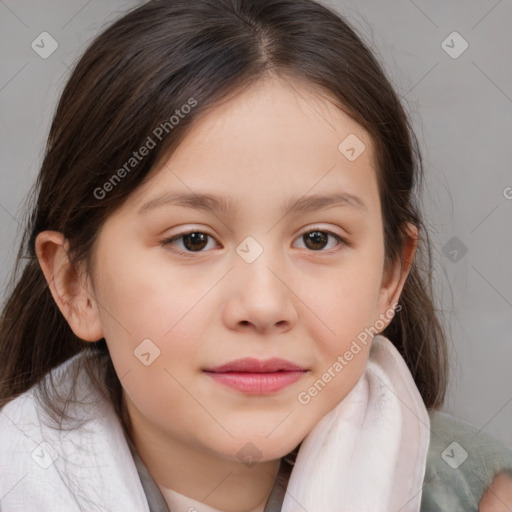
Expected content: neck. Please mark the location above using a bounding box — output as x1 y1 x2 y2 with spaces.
124 397 281 512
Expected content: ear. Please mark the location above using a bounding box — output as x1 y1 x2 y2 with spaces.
35 230 104 342
376 222 419 331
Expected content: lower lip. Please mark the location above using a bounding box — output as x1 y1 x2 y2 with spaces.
204 371 305 395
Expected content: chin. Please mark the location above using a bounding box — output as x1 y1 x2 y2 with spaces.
216 433 303 465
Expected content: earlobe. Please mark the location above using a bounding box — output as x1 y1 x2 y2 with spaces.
35 230 104 342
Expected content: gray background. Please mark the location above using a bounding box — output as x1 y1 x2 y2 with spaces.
1 1 511 446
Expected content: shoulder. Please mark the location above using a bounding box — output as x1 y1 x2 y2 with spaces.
0 353 150 511
421 409 512 512
0 354 84 509
0 352 94 433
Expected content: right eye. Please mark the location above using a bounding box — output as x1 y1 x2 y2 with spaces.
161 231 220 254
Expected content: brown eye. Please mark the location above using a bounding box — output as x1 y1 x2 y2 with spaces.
293 229 346 252
162 231 216 253
182 232 209 251
303 231 328 250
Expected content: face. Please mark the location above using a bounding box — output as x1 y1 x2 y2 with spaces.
82 76 406 464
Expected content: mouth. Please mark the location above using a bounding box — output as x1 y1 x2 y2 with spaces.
202 358 308 395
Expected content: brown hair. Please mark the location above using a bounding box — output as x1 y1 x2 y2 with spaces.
0 0 448 429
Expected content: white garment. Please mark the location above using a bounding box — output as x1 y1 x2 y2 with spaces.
281 334 430 512
0 334 429 512
157 484 265 512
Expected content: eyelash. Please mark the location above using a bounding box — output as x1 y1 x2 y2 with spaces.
161 227 349 257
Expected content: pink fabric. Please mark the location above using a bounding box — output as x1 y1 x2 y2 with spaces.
281 334 430 512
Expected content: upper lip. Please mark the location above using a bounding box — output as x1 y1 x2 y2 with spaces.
203 358 306 373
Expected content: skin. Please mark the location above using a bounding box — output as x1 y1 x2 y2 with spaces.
479 471 512 512
36 74 418 512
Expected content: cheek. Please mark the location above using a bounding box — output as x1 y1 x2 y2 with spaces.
92 247 213 389
98 286 207 436
304 256 383 342
95 243 205 337
296 253 383 405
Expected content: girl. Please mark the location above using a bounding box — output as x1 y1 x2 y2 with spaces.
1 0 511 510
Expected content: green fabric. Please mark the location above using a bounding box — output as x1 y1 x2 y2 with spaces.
421 410 512 511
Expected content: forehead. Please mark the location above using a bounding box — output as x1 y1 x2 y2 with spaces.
127 75 381 220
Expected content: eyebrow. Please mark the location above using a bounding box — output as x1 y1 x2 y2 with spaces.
137 191 368 216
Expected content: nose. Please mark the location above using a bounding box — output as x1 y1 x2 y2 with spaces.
222 248 298 335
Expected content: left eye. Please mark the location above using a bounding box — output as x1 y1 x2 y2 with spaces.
161 229 346 254
292 229 345 252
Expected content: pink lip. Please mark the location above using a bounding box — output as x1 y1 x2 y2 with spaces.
204 357 305 373
203 358 307 395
